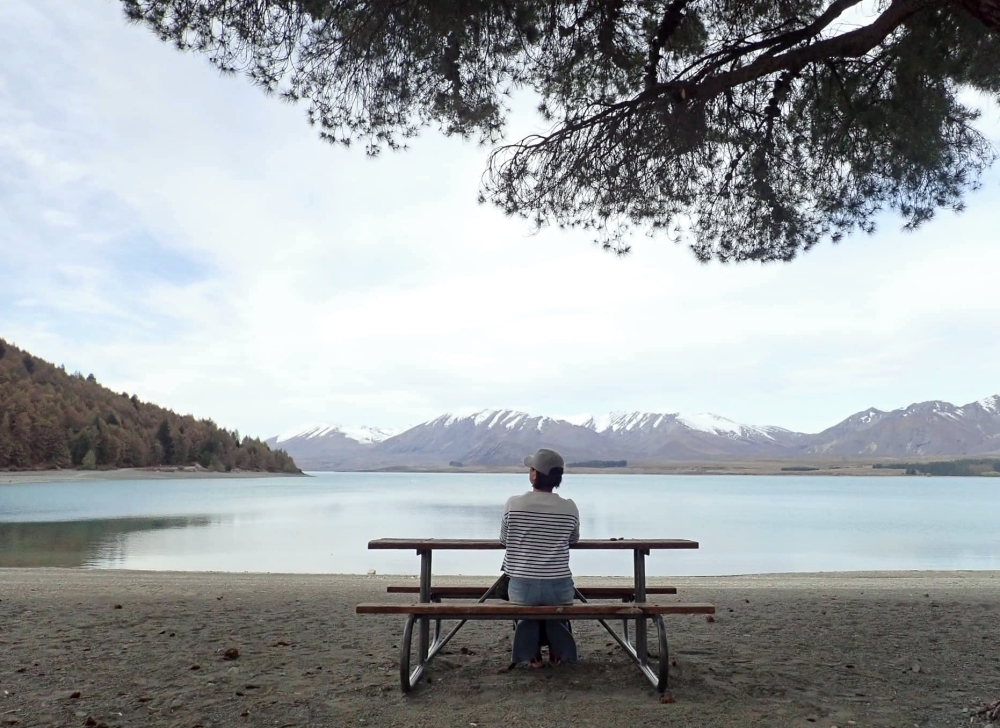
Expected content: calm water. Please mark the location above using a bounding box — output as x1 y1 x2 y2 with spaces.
0 473 996 576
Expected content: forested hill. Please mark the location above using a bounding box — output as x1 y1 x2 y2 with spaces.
0 339 299 473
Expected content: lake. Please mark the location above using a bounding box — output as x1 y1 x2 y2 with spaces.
0 473 996 576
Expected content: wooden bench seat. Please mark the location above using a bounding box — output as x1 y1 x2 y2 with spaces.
357 602 714 618
385 584 678 599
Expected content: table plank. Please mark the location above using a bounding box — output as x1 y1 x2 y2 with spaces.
368 538 698 550
385 585 679 596
356 602 715 616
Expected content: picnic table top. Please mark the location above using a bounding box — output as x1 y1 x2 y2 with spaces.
368 538 699 550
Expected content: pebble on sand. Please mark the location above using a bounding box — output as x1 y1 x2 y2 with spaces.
223 648 240 661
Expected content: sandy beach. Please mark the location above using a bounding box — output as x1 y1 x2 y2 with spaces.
1 569 997 727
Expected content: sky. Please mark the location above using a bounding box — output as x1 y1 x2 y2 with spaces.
1 1 999 439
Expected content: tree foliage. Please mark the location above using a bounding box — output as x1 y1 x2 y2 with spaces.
0 339 300 473
121 0 1000 260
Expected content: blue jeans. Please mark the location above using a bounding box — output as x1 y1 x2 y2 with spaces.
508 576 576 606
507 576 578 664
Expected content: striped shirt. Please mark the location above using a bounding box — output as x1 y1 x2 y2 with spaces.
500 490 580 579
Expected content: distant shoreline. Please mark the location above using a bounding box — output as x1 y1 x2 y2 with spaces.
6 461 998 481
0 467 308 485
307 462 936 476
360 457 1000 476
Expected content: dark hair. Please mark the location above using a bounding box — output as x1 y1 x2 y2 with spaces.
534 467 564 492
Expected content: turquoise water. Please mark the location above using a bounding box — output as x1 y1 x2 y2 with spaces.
0 473 996 575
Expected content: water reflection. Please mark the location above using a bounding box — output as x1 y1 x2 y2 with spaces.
0 473 997 574
0 516 216 568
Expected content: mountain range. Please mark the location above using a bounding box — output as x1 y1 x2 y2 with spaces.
266 394 1000 471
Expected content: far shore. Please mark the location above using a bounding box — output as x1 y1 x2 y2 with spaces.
362 463 899 476
328 459 982 476
0 467 308 485
7 458 999 482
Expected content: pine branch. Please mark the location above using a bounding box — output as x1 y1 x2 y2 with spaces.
645 0 692 89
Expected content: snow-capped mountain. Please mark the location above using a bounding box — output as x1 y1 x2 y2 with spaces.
265 424 403 470
274 424 399 446
565 411 802 458
267 393 1000 469
376 409 617 465
806 395 1000 457
571 410 783 440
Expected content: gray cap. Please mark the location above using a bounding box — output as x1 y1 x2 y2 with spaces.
523 448 565 476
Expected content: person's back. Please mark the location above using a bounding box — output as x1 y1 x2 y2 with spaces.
501 489 579 581
501 448 579 666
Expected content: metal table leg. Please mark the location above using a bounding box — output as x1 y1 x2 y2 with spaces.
418 549 432 664
576 583 668 693
425 574 505 661
402 573 507 693
633 548 648 665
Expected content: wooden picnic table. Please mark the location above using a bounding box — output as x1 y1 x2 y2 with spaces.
367 538 703 692
368 539 699 550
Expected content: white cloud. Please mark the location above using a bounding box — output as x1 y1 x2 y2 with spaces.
1 0 998 439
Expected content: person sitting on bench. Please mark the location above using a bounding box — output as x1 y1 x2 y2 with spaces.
500 448 580 667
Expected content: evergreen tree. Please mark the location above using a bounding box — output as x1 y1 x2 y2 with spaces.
0 338 300 473
156 420 175 465
120 0 1000 260
0 414 15 468
96 421 124 466
35 419 71 468
70 430 95 466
